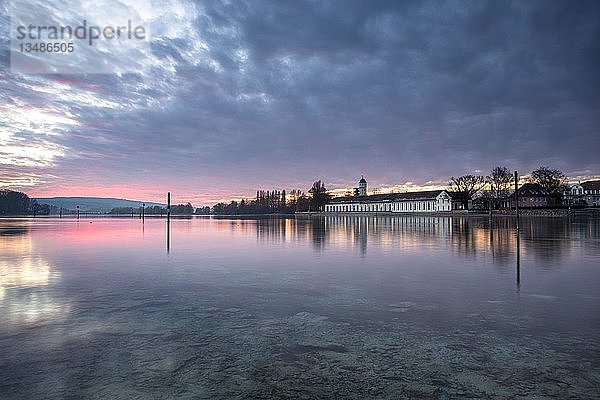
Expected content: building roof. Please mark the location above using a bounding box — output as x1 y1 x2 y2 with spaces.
359 177 367 184
508 183 549 199
330 190 447 204
582 180 600 191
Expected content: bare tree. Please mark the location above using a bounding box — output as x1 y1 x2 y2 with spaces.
487 166 513 209
448 175 485 209
529 166 567 194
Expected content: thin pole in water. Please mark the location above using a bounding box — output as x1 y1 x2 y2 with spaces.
77 205 80 220
515 170 521 289
516 231 521 289
167 192 171 219
166 216 170 254
514 171 519 231
166 192 171 254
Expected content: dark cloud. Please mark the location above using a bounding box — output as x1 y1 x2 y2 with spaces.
1 0 599 203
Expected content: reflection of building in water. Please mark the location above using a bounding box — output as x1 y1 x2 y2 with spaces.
451 218 518 264
325 177 456 213
224 215 598 264
324 215 454 256
227 215 457 255
517 217 573 263
453 216 593 267
579 218 600 254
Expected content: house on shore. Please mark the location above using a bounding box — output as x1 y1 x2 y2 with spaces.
508 183 561 208
566 180 600 206
324 177 457 213
583 181 600 206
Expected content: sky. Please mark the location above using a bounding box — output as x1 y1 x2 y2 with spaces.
1 0 599 206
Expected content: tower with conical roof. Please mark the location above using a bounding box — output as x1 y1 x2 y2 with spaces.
358 175 367 196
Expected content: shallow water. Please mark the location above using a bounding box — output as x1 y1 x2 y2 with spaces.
1 215 599 399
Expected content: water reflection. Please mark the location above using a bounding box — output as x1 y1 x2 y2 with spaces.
253 218 327 252
516 233 521 288
213 215 600 268
0 254 55 289
0 224 66 325
0 216 598 399
166 217 170 254
0 228 57 289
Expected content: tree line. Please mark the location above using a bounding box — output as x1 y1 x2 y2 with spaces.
0 190 53 215
211 181 331 215
0 191 200 216
0 181 334 216
447 165 568 210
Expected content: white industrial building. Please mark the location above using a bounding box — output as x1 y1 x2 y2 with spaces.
325 177 456 213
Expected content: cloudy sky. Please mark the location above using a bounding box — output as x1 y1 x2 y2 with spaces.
1 0 599 205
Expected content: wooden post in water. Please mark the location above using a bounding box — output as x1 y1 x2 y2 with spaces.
59 207 62 218
167 192 171 218
77 205 80 220
515 170 521 289
166 192 171 254
514 171 519 231
142 203 145 220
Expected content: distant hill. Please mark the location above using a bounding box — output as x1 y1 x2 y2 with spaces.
35 197 165 213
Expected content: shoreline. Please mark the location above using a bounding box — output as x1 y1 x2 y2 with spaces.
297 208 600 218
2 208 600 219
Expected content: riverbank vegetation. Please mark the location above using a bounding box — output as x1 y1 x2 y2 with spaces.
0 190 52 215
448 165 569 210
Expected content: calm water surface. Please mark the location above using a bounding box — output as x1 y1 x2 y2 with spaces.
1 216 599 399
